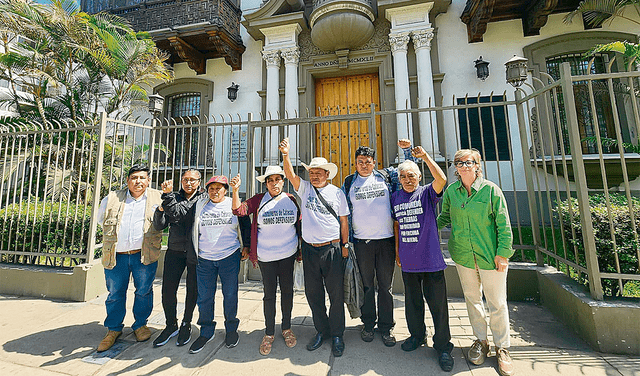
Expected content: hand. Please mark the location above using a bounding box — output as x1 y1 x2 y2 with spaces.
495 255 509 272
342 245 349 258
241 247 250 260
411 146 428 160
158 205 164 212
229 174 241 190
396 254 401 268
397 139 411 149
279 138 290 155
160 180 173 194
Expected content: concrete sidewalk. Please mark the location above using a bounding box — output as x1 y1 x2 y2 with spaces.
0 280 639 376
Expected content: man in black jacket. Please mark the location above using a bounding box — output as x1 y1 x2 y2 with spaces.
152 169 203 347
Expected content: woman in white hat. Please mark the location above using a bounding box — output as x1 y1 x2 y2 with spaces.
230 166 301 356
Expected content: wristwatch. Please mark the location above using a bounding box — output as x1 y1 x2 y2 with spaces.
342 243 351 250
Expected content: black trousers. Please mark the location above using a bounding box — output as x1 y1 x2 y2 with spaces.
258 253 296 336
161 249 198 326
402 270 453 354
354 237 396 332
301 241 345 337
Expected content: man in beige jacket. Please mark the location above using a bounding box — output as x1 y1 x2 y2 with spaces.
96 165 163 352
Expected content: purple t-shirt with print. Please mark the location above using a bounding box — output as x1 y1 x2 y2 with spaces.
391 183 446 273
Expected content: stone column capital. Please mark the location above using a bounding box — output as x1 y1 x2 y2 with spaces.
412 28 435 50
389 32 410 53
262 49 281 68
281 47 300 66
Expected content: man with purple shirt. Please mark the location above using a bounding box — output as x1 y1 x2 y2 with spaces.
391 146 454 372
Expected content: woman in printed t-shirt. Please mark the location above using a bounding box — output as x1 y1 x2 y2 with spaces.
390 146 455 372
437 149 514 376
231 166 301 356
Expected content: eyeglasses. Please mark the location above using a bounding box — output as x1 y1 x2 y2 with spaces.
182 178 200 184
356 160 374 166
454 160 477 168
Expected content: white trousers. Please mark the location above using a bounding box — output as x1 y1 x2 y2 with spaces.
456 262 510 348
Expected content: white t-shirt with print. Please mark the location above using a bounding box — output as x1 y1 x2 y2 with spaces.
295 179 349 244
349 174 394 239
198 198 241 261
257 192 299 262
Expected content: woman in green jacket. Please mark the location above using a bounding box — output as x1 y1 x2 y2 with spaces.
437 149 514 376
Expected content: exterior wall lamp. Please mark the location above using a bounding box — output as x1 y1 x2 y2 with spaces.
227 82 239 102
505 55 529 87
148 93 164 116
474 56 490 81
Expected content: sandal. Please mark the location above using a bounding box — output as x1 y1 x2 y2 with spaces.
282 329 297 348
259 335 275 355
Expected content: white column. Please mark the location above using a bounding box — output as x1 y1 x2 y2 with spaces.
412 28 440 156
262 49 281 163
389 32 412 161
282 47 300 161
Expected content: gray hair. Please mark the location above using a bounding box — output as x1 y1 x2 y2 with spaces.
182 169 201 179
398 160 421 177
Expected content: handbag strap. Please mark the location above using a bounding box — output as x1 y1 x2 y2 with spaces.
257 193 279 214
312 185 340 224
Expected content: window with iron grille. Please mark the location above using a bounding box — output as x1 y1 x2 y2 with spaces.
457 95 511 161
167 93 201 166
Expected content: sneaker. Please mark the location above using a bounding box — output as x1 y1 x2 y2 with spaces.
381 331 396 347
189 335 213 354
153 324 179 348
468 339 490 365
438 351 454 372
176 322 192 346
360 327 374 342
133 325 152 342
225 331 239 348
496 347 514 376
97 330 121 352
401 335 426 352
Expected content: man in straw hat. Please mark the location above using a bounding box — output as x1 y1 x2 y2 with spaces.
280 138 350 357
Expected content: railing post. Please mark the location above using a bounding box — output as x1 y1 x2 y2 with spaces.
514 89 544 266
148 116 157 171
559 62 604 300
246 113 255 197
86 112 108 264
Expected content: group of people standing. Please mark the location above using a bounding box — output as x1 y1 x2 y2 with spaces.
94 138 514 376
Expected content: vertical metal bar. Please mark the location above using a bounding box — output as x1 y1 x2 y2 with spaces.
87 112 108 263
559 62 603 300
515 89 543 266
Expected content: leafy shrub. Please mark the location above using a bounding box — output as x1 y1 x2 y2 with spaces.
556 193 640 296
0 200 102 265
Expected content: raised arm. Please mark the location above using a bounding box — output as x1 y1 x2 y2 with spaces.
279 138 300 191
230 174 242 210
412 146 446 194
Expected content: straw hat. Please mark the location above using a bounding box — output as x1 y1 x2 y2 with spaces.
301 157 338 180
256 165 286 183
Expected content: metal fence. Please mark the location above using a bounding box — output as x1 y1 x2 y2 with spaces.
1 61 639 299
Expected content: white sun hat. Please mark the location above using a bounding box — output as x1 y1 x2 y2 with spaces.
256 165 286 183
301 157 338 180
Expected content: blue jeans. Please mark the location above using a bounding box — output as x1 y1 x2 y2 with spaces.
196 249 241 338
103 252 158 332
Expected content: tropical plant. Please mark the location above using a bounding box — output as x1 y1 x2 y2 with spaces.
564 1 640 65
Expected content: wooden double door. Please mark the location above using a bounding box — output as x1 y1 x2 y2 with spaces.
315 73 383 182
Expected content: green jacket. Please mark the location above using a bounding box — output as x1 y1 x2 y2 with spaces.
437 177 513 270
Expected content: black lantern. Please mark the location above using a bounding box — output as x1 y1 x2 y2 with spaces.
474 56 490 81
148 93 164 115
227 82 239 102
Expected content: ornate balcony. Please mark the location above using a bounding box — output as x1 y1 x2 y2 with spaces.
81 0 245 73
309 0 376 52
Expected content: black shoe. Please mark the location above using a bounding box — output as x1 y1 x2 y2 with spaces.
381 331 396 347
438 351 454 372
176 322 191 346
306 332 324 351
360 327 374 342
331 336 345 357
225 331 239 348
189 335 213 354
153 324 179 348
401 335 426 352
